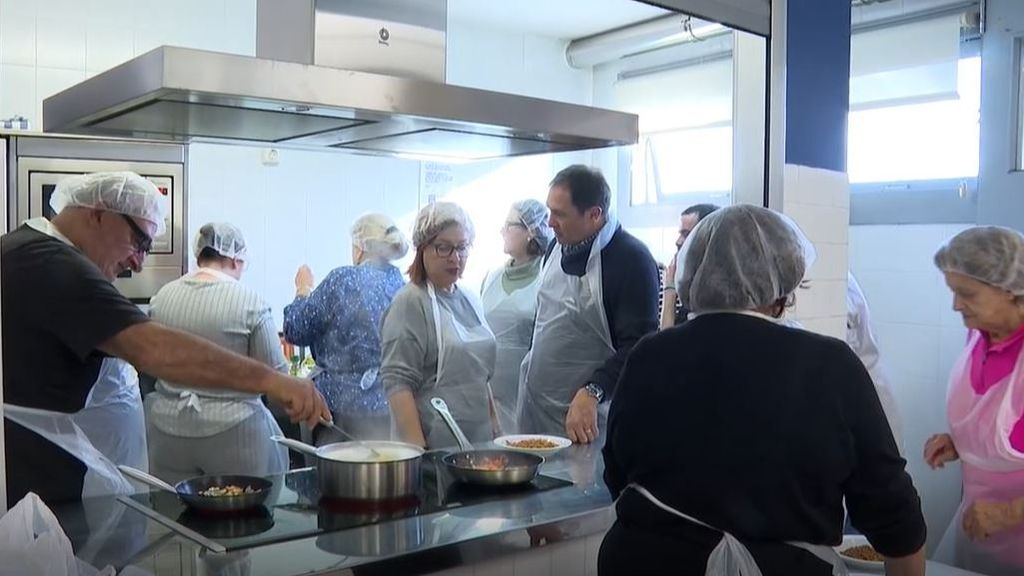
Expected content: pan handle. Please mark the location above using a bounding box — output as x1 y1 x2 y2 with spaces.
117 465 177 494
430 397 473 452
271 435 321 457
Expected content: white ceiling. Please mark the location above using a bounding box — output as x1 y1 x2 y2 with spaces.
448 0 673 40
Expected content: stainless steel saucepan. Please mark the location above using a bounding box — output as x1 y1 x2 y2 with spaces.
273 437 424 501
430 397 543 487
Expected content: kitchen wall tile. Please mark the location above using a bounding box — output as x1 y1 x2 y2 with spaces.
86 21 135 72
35 66 84 125
37 0 89 21
783 163 800 202
0 0 36 17
791 279 845 320
854 267 947 326
808 241 848 282
799 164 849 208
133 25 173 57
84 0 134 26
224 0 257 56
36 17 87 70
0 64 37 125
873 322 941 382
797 316 846 340
1 12 36 67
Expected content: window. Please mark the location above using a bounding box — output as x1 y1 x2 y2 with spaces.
613 56 734 208
631 124 732 206
847 12 981 225
849 57 980 184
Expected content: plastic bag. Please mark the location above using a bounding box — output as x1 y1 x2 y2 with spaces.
0 493 115 576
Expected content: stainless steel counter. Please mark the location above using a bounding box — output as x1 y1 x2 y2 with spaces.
51 440 989 576
53 440 612 576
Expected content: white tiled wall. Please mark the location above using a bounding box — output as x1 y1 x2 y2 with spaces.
0 0 256 129
781 164 850 339
446 14 593 106
849 223 969 554
187 143 422 328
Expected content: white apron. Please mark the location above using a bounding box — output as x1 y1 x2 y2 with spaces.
934 330 1024 573
481 264 542 435
846 273 903 452
625 484 849 576
415 283 497 449
517 216 618 437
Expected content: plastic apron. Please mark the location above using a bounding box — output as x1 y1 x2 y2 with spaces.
415 284 497 449
934 330 1024 573
622 484 849 576
481 265 541 435
518 216 618 437
846 273 904 452
4 362 137 499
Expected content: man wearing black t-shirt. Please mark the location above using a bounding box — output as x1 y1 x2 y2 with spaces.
2 172 330 507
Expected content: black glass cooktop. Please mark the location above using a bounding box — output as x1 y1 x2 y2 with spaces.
122 452 571 553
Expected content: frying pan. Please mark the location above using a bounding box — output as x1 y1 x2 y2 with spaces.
118 465 272 513
430 397 542 486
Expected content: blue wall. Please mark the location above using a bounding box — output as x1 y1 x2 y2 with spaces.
784 0 852 173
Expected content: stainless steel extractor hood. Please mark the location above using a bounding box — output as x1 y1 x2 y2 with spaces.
42 0 638 161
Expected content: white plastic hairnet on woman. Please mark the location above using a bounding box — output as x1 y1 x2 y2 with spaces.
411 201 475 247
512 199 555 254
934 226 1024 296
351 213 409 262
50 171 167 235
194 222 247 260
674 204 816 314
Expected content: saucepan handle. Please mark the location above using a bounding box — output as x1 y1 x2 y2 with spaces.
271 435 321 456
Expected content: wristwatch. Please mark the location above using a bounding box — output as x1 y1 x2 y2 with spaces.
584 383 605 403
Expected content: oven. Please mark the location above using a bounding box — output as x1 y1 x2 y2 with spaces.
7 135 186 303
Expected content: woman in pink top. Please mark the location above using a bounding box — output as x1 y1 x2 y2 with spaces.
926 226 1024 573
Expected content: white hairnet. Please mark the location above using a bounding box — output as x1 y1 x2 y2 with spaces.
675 204 816 313
194 222 247 260
50 172 167 235
934 226 1024 296
351 213 409 262
511 199 554 255
412 201 475 248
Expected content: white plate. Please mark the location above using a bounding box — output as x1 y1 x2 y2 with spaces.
835 534 884 572
494 434 572 456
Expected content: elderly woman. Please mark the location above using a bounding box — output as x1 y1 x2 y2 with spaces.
284 214 409 443
146 223 289 482
600 205 926 576
925 226 1024 574
381 202 496 449
481 199 554 434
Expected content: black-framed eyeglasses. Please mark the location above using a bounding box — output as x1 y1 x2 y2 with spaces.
120 214 153 255
432 243 470 258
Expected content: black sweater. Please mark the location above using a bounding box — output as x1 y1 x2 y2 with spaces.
552 225 660 398
602 314 926 573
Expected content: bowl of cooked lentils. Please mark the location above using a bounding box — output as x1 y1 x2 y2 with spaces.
494 434 573 456
835 534 884 571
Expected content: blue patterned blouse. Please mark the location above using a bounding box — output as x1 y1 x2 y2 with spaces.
283 262 406 415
